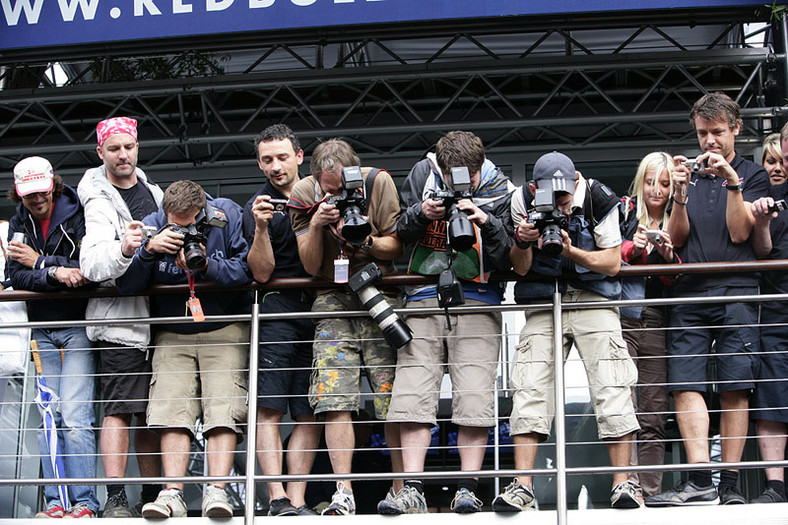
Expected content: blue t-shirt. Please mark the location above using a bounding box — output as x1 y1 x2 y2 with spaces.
673 153 769 295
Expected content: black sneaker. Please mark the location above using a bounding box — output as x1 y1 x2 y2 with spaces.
268 497 298 516
295 505 318 516
644 481 719 507
751 487 787 504
103 492 133 518
718 485 746 505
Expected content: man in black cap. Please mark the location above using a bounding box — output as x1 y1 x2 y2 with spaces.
493 151 641 512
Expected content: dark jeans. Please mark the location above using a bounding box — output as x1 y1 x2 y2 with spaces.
622 307 669 497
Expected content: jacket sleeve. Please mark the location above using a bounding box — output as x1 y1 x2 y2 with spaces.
478 190 514 271
396 160 433 245
201 201 253 287
114 254 155 295
79 194 133 282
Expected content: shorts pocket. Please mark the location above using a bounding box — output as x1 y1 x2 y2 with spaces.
231 376 249 423
604 334 638 388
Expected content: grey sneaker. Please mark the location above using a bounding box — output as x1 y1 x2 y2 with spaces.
322 482 356 515
202 485 233 518
377 486 427 515
142 488 188 519
751 486 787 503
644 481 719 507
450 488 482 513
492 479 536 512
129 500 143 518
268 497 298 517
103 492 133 518
719 485 746 505
295 505 318 516
610 481 642 509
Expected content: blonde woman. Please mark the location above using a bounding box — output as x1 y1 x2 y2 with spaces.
761 133 785 185
619 152 678 498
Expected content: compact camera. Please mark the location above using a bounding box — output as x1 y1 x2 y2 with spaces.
347 262 413 349
269 198 289 212
644 229 664 246
428 166 475 252
527 188 569 256
327 166 370 246
169 204 229 270
768 199 787 214
682 158 709 174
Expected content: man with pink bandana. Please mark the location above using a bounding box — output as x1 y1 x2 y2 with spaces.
78 117 164 517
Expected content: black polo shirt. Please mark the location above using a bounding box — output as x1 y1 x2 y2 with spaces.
673 153 769 295
242 180 308 281
762 181 788 294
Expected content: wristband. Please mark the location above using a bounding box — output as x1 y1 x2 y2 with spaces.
726 183 741 192
515 238 534 250
672 197 687 205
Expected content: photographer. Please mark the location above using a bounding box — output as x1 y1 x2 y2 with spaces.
116 180 252 519
498 151 641 512
380 131 514 515
288 139 403 515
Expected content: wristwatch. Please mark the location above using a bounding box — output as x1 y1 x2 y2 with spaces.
360 236 374 252
726 182 741 192
47 266 59 281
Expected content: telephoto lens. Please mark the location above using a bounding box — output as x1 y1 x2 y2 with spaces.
348 263 413 349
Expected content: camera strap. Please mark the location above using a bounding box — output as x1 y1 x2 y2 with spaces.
185 270 205 322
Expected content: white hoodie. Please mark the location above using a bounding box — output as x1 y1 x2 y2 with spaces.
78 166 164 348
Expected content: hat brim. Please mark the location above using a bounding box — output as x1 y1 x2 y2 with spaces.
16 177 54 197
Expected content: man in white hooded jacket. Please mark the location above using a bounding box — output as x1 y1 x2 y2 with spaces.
78 117 164 517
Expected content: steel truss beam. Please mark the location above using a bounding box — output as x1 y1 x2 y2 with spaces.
0 11 783 178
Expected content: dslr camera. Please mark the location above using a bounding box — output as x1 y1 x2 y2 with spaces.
347 262 413 349
169 204 229 270
527 188 569 257
327 166 371 246
427 166 475 252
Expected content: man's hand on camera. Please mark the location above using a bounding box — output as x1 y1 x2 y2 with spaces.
7 241 39 268
557 229 573 255
175 243 207 272
252 195 275 230
122 220 146 257
312 200 340 229
456 199 488 225
146 227 184 255
752 197 778 224
515 218 539 245
421 197 446 221
699 151 738 184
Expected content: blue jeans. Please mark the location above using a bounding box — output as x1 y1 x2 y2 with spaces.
33 327 99 512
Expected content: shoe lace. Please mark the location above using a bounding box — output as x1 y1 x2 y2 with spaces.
329 489 352 511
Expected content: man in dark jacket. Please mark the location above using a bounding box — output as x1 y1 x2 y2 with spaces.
7 156 98 518
116 180 252 519
380 131 514 514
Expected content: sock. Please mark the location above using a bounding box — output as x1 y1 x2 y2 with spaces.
141 484 162 504
766 479 785 497
107 484 125 499
719 469 739 489
457 478 478 493
404 480 424 494
688 470 712 488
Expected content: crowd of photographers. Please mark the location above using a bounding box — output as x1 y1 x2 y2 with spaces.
4 90 788 517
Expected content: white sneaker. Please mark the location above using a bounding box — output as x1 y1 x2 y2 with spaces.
322 482 356 515
142 489 187 519
202 485 233 518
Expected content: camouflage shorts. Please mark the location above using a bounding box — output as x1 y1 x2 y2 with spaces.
309 290 401 419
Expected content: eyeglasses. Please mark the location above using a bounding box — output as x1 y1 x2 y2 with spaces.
21 191 52 201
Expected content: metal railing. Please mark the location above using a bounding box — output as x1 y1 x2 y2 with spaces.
0 260 786 523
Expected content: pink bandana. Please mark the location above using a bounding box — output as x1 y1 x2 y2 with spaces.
96 117 138 147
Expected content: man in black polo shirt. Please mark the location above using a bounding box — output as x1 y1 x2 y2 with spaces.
645 92 769 507
242 124 322 516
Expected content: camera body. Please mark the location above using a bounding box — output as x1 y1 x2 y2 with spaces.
682 158 709 174
644 229 664 246
768 199 787 214
169 203 229 270
347 262 413 349
436 267 465 309
428 167 475 252
268 198 289 212
327 166 371 245
527 188 569 256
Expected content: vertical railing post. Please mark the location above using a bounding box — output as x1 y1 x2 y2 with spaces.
552 287 568 525
244 293 261 525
